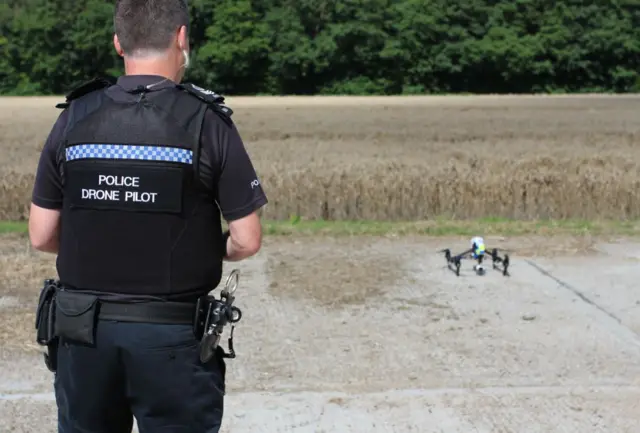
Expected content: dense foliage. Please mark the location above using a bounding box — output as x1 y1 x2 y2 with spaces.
1 0 639 95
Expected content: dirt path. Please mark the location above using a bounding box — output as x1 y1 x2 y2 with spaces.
1 235 640 432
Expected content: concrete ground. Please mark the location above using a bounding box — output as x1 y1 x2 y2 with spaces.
1 235 640 432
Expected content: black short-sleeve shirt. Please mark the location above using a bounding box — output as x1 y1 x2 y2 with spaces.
32 75 268 222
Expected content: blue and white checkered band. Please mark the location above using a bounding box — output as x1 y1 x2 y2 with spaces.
65 144 193 165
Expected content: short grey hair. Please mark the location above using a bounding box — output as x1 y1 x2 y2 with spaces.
114 0 189 56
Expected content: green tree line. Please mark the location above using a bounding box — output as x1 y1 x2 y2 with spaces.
1 0 639 95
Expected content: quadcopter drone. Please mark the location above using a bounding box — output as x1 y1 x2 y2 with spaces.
439 236 510 277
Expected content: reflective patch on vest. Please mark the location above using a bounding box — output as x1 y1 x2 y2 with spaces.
64 144 189 213
66 144 193 164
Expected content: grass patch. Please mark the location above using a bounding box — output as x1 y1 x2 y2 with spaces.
263 218 640 237
4 218 640 238
0 221 28 234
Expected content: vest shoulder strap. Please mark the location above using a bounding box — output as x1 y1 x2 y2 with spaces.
178 83 234 126
55 76 117 109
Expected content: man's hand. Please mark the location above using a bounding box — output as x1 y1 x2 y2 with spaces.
28 203 61 253
224 211 262 261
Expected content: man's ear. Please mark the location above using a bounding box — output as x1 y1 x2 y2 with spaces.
178 25 189 52
113 34 125 57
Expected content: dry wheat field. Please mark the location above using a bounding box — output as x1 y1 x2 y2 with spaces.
1 94 640 221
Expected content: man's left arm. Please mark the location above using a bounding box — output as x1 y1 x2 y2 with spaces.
29 111 68 254
206 113 267 261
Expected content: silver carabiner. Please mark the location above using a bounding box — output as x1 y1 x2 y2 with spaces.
221 268 240 297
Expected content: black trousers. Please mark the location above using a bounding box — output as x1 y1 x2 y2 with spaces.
54 320 226 433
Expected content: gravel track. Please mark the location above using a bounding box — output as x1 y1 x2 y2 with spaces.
1 235 639 432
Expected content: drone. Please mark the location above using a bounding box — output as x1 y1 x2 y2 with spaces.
439 236 510 277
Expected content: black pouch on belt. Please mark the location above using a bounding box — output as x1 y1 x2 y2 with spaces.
54 290 100 345
35 280 58 346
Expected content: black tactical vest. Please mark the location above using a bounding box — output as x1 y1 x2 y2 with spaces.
54 77 233 300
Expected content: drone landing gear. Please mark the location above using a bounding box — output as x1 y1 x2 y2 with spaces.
443 249 462 276
490 249 510 276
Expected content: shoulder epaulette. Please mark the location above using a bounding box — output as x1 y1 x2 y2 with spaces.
179 83 234 126
55 76 116 109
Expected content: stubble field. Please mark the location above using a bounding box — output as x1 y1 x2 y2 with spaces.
1 95 640 432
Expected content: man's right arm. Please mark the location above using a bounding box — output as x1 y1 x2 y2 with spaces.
204 112 268 261
29 111 68 253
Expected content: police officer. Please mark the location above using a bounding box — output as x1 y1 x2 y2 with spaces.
28 0 267 431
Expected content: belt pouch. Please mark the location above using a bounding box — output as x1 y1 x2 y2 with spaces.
35 284 57 345
54 291 99 345
194 296 211 339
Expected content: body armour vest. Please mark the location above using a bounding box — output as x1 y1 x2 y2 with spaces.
54 78 233 300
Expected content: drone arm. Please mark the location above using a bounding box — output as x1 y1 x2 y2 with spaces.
455 248 474 260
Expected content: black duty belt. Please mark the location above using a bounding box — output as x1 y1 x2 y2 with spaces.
36 273 244 373
98 301 196 325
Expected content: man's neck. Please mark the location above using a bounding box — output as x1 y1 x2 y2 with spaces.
123 55 180 83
